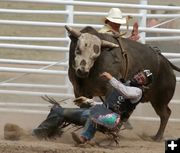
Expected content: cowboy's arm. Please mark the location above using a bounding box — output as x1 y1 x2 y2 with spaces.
100 72 142 100
73 96 103 108
109 77 142 99
128 22 140 41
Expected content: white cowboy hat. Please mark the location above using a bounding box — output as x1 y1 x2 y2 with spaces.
106 8 126 24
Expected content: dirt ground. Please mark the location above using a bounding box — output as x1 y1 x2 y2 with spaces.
0 112 179 153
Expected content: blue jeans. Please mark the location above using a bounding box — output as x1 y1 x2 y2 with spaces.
33 107 90 138
81 118 97 140
80 104 121 140
80 109 91 123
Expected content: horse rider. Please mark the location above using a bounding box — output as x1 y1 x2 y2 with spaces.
99 8 140 41
71 70 153 144
32 70 153 143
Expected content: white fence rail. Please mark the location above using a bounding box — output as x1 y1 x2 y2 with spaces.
0 43 68 51
2 0 180 11
0 59 68 66
0 0 179 122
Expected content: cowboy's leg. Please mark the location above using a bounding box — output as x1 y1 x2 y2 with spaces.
62 108 90 125
33 106 65 138
72 118 97 144
33 107 90 138
122 111 133 130
81 118 96 140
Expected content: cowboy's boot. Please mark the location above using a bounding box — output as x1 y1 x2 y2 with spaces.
33 106 64 139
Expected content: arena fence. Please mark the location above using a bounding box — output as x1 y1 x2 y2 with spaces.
0 0 179 122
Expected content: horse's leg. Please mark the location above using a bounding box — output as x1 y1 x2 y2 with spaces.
150 100 171 141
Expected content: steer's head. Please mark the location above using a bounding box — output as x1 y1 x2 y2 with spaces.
65 26 119 78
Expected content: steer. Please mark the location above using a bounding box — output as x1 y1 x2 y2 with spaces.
65 25 180 141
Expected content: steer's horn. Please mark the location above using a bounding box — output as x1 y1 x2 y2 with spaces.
101 40 119 48
65 25 81 38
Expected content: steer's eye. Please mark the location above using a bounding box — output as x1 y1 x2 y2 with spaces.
93 45 99 54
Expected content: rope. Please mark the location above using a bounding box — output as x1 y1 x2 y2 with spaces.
150 17 179 28
99 96 104 103
115 36 129 80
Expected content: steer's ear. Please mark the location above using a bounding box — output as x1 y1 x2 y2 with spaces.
65 25 81 38
101 40 119 48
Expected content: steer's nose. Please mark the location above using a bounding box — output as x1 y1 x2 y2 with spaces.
80 59 86 66
76 68 89 78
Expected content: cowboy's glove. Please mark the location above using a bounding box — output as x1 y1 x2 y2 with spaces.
73 96 95 108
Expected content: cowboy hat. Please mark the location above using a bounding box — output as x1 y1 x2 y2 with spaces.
106 8 127 24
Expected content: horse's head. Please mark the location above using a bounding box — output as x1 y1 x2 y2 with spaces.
65 26 119 78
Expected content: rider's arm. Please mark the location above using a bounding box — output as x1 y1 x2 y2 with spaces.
109 77 142 101
128 22 140 41
73 97 103 108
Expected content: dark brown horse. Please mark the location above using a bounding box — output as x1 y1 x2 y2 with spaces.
65 25 180 141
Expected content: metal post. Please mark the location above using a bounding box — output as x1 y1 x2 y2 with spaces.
65 0 74 95
139 0 147 44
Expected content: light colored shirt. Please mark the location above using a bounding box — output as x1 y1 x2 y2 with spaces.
99 24 129 39
109 77 142 103
90 77 142 105
99 24 117 34
99 24 140 41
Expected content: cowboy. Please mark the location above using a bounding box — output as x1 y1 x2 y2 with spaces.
71 70 153 144
32 70 152 141
99 8 140 41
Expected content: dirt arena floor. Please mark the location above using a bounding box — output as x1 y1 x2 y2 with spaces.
0 112 179 153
